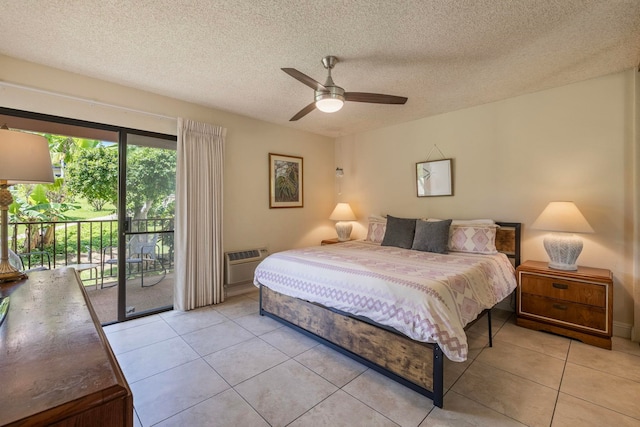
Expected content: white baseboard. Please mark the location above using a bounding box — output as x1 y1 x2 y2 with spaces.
613 321 633 339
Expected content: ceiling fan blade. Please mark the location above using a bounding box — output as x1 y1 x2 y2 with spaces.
345 92 408 105
282 68 327 91
289 102 317 121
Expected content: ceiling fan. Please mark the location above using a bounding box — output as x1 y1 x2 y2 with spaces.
282 56 408 121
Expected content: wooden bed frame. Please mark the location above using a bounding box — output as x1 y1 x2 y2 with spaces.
259 222 521 408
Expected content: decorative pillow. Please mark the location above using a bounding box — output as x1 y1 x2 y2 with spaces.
365 215 387 243
381 215 416 249
411 219 452 253
448 224 499 254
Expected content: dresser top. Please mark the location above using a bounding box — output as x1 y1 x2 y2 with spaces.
0 268 128 425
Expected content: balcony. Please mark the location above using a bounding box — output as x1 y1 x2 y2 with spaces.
8 217 174 324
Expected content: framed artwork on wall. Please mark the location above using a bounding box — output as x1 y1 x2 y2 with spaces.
416 158 453 197
269 153 303 208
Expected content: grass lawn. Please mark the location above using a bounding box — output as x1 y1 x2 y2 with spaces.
66 199 116 220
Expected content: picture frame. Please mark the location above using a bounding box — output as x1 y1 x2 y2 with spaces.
416 158 453 197
269 153 303 208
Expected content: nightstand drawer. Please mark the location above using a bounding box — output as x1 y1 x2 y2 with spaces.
520 293 606 331
520 273 606 308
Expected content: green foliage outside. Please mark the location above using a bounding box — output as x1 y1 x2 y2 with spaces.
8 133 176 265
126 147 176 222
65 146 118 211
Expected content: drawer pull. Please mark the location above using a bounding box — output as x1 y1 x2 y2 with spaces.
552 303 568 311
552 283 568 290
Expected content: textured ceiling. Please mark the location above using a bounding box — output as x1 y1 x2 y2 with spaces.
1 1 639 138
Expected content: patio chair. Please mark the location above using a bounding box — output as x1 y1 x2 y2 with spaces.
8 249 49 272
18 250 51 270
101 234 166 288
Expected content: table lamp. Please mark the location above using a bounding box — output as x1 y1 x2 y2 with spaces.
0 126 54 283
329 202 356 241
530 201 594 271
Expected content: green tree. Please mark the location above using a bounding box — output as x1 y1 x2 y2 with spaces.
9 185 79 249
126 147 176 224
46 134 100 180
65 146 118 211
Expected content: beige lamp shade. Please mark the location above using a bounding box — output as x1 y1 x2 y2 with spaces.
329 203 356 241
329 203 357 221
0 129 54 184
531 201 593 271
530 201 594 233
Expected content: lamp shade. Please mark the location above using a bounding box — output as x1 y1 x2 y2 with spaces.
530 201 594 234
329 203 356 221
0 129 54 184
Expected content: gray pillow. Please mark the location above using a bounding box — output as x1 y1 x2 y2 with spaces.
381 215 416 249
411 219 452 253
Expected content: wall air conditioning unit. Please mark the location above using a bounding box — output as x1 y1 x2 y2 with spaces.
224 248 268 297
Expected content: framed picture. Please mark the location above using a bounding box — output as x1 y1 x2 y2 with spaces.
416 158 453 197
269 153 303 208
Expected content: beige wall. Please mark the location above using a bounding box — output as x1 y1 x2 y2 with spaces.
0 55 335 255
336 70 637 336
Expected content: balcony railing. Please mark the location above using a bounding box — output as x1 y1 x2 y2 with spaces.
8 218 174 275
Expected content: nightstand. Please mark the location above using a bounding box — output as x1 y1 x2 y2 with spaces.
321 238 349 245
516 260 613 349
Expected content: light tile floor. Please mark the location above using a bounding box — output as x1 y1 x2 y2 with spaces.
104 290 640 427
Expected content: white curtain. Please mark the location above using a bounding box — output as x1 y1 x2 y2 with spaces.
175 118 226 310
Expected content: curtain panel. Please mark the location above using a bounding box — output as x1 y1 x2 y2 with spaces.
175 118 226 310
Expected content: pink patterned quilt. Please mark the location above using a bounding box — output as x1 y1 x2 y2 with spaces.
254 241 516 362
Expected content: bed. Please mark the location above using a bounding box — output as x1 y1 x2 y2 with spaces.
254 219 520 408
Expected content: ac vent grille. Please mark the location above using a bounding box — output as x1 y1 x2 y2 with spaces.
227 250 260 261
224 247 269 287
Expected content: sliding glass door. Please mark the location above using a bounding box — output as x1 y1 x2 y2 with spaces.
0 107 177 324
116 132 176 320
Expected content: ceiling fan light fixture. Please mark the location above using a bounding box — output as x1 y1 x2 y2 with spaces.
315 87 345 113
315 96 344 113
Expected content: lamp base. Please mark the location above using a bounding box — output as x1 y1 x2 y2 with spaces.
543 233 583 271
0 260 27 283
0 271 27 283
335 221 353 241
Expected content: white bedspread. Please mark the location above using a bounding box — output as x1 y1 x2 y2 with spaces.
253 241 516 362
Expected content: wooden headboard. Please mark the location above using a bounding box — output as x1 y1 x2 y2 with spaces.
495 222 521 267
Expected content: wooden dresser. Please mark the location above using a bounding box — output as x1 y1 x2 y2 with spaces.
516 260 613 349
0 268 133 426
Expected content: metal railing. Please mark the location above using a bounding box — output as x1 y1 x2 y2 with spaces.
8 218 174 274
